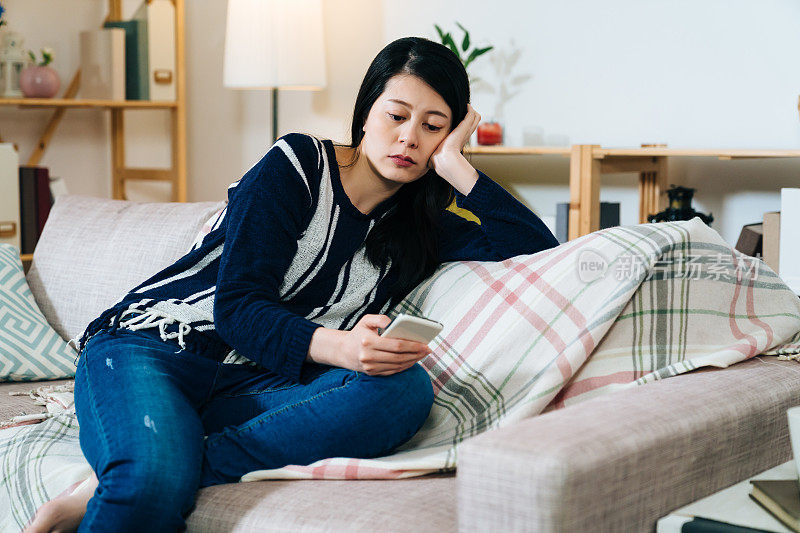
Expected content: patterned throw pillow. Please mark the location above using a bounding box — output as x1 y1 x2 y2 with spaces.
0 244 76 381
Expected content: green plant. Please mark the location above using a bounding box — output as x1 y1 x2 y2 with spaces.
434 22 493 71
27 47 53 67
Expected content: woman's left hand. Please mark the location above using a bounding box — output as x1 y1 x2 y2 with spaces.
427 105 481 195
428 104 481 173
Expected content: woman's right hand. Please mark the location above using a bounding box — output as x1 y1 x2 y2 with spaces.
337 314 432 376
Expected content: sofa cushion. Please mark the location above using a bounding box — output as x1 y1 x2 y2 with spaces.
0 245 77 380
25 195 226 342
185 472 456 532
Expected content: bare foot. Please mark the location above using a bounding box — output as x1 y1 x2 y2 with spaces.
23 472 98 533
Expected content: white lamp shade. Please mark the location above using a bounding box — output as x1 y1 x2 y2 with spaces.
223 0 327 90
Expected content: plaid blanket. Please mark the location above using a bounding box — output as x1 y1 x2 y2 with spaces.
3 219 800 528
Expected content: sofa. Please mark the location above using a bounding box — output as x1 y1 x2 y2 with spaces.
3 194 799 532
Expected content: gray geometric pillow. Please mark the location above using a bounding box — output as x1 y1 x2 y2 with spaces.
0 244 76 381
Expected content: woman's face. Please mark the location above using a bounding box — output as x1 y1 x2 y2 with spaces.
360 74 452 184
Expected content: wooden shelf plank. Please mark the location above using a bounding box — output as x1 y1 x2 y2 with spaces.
464 145 571 156
463 146 800 158
594 148 800 158
0 98 178 109
118 168 174 181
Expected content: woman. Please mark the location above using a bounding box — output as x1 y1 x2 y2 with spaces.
26 36 558 532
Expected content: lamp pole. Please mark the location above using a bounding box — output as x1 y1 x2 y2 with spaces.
272 87 278 145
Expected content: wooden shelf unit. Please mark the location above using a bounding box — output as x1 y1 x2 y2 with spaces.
465 144 800 240
1 0 186 202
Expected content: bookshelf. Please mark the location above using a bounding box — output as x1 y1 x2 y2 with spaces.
465 145 800 240
8 0 185 271
0 0 186 203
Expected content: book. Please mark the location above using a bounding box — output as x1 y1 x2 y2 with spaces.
34 167 50 236
555 202 621 243
80 28 126 100
658 460 796 533
18 167 38 254
600 202 621 232
18 166 53 255
750 479 800 533
682 517 773 532
735 223 763 258
0 143 20 251
555 202 569 243
763 212 780 274
133 0 176 101
779 189 800 295
103 20 149 100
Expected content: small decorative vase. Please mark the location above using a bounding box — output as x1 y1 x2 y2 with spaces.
20 65 60 98
477 120 503 146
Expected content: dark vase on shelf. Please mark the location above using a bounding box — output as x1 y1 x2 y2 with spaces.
648 185 713 225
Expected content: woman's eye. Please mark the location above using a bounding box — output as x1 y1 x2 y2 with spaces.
388 113 441 132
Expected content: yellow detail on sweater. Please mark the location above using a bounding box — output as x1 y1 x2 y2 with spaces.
447 200 481 225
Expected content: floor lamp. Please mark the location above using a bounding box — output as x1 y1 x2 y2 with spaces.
223 0 327 145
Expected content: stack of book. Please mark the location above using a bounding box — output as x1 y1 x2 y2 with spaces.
80 0 176 101
657 460 799 532
750 479 800 532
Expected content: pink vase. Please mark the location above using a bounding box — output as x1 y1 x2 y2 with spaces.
19 66 60 98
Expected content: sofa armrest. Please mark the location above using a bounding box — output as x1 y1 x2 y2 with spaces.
457 357 800 532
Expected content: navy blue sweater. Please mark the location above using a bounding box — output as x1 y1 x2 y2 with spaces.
77 133 558 382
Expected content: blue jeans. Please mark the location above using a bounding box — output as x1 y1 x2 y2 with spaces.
74 328 434 532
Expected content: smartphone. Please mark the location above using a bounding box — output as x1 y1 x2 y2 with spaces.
379 313 444 344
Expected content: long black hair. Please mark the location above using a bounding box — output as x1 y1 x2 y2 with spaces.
339 36 470 301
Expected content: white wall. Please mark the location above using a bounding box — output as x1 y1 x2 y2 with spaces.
379 0 800 244
1 0 798 245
